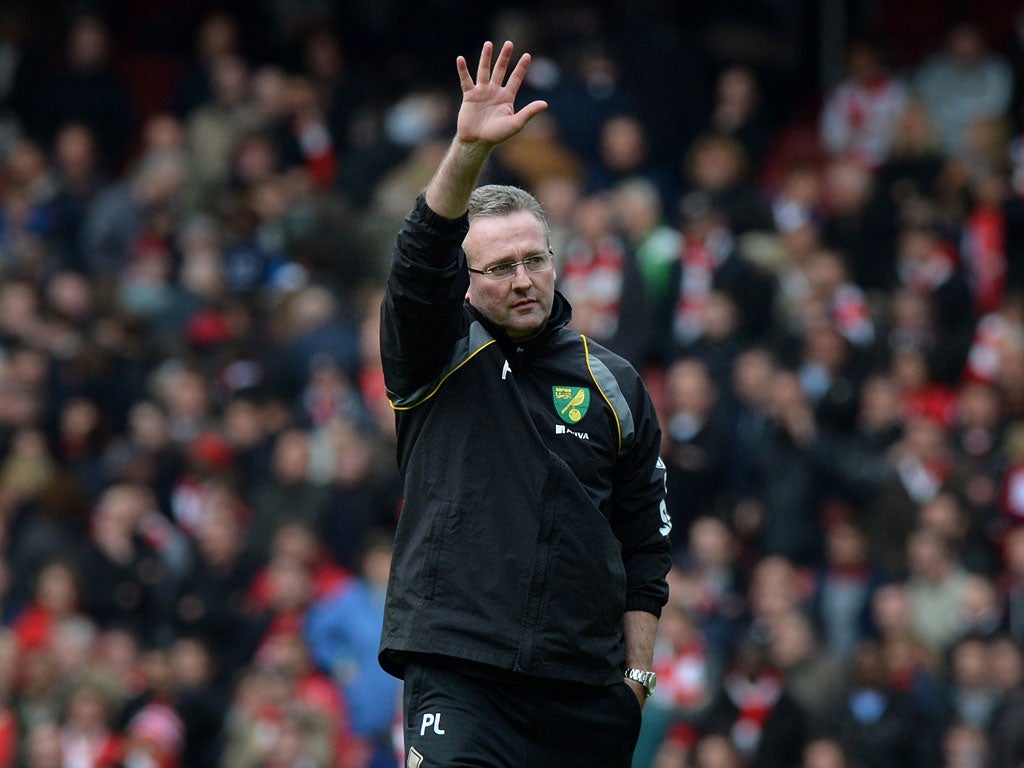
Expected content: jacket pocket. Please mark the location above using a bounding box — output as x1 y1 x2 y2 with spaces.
422 501 453 602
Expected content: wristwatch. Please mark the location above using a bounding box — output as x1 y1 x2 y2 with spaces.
624 668 657 697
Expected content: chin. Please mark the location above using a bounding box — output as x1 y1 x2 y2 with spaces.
507 321 543 341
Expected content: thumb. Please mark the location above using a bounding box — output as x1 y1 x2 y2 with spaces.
512 100 549 130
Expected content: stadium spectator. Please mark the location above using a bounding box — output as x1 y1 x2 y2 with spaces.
305 532 397 768
913 22 1012 158
820 39 909 168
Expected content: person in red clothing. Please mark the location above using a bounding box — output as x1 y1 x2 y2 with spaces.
11 560 84 652
59 679 122 768
247 521 351 610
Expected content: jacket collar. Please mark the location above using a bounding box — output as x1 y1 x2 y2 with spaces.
467 290 573 352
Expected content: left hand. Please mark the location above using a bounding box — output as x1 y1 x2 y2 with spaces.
624 677 647 708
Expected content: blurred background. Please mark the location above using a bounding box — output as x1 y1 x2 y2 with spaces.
1 1 1024 767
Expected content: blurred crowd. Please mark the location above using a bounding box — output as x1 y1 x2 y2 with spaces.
0 2 1023 768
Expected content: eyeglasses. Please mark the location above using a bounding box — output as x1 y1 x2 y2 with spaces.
467 251 554 281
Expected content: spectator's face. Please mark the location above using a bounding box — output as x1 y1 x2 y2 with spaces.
858 376 900 432
825 522 866 567
600 115 647 172
690 139 742 190
142 114 185 152
780 167 821 207
305 32 342 78
140 649 174 696
67 18 108 71
890 290 931 330
847 45 881 82
768 371 808 421
988 638 1024 692
37 564 77 614
919 493 963 538
331 421 373 485
197 503 241 565
943 724 989 768
1004 528 1024 575
251 67 290 119
165 370 209 421
948 26 984 63
732 350 774 407
750 557 798 620
5 141 45 186
534 176 581 226
271 524 316 565
952 639 990 689
893 102 935 152
806 251 845 297
363 545 393 586
611 186 659 238
770 613 814 669
47 271 93 321
960 576 999 625
872 584 911 634
665 360 714 417
211 54 248 105
704 291 740 341
802 738 847 768
906 417 949 461
66 687 108 731
266 558 312 611
716 67 757 111
223 399 262 448
25 723 62 768
907 530 950 581
170 639 211 686
957 383 999 429
825 159 873 214
572 196 613 241
465 211 555 342
128 401 169 449
803 325 848 371
272 431 310 483
694 735 742 768
689 517 735 568
54 125 96 181
95 485 143 540
197 13 238 60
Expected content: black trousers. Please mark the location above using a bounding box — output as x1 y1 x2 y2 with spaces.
401 661 643 768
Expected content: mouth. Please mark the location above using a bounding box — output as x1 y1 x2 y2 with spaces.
509 299 540 313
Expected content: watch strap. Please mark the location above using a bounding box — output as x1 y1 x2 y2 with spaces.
624 667 657 696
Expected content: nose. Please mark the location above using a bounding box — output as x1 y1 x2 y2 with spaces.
510 262 533 289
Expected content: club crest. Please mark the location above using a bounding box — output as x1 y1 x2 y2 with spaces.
552 386 590 424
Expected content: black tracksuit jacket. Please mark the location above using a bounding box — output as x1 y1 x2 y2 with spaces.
378 196 672 686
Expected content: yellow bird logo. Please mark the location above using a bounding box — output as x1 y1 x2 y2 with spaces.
552 386 590 424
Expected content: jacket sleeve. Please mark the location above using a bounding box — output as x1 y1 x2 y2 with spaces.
610 374 672 617
380 195 471 400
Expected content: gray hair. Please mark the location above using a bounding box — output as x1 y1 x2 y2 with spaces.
468 184 550 243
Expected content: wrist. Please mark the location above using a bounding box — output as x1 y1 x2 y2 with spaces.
624 668 657 699
452 136 495 160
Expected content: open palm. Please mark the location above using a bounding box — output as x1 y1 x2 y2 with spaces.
456 41 548 146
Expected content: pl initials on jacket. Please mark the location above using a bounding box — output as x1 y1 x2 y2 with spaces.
378 197 672 687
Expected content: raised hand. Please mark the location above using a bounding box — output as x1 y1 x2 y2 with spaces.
455 41 548 147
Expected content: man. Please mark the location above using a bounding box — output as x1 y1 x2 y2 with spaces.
378 41 672 767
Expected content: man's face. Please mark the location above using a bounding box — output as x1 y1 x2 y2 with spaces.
464 211 555 341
